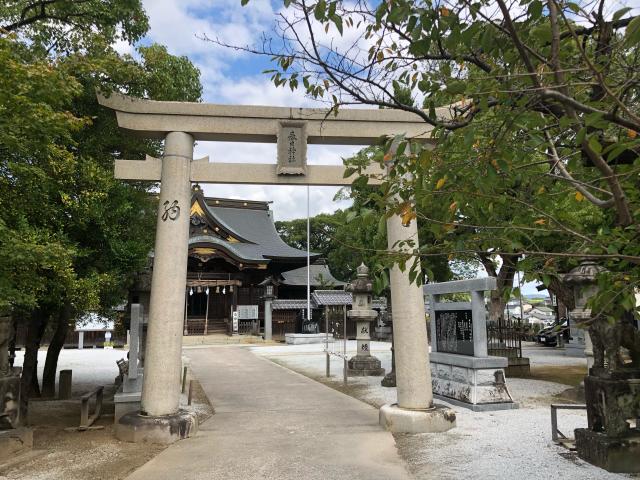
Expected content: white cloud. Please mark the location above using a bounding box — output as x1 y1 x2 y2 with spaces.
199 182 351 222
133 2 371 220
193 140 361 220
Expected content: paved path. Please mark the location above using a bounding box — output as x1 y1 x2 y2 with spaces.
126 346 412 480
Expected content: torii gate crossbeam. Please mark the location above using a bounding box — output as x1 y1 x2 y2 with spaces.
99 93 455 443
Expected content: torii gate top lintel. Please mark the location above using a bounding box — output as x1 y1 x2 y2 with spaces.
97 92 443 145
98 92 445 186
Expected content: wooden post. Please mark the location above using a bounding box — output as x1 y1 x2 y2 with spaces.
183 288 189 336
343 305 347 385
204 287 210 335
325 306 330 378
59 369 72 400
182 366 188 393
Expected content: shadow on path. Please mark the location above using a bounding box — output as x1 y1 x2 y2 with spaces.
125 346 412 480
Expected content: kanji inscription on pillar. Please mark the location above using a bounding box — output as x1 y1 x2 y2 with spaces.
277 121 307 175
162 200 180 221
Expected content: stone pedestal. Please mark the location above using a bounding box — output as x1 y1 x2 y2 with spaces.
347 355 384 376
379 404 456 433
575 429 640 473
114 374 144 423
430 353 517 411
505 356 531 377
575 372 640 472
116 410 198 444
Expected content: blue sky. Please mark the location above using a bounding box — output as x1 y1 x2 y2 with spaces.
115 0 640 295
113 0 361 223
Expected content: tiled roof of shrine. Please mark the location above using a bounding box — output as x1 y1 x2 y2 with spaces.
188 186 320 266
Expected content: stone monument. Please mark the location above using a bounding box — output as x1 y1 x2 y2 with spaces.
0 316 32 462
424 278 517 411
114 304 145 422
346 264 384 377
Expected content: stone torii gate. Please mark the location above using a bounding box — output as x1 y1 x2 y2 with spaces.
99 93 455 442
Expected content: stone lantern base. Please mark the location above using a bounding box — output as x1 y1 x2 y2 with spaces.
347 355 385 376
574 371 640 473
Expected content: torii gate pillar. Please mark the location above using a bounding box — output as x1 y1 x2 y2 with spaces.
380 211 456 432
116 132 198 443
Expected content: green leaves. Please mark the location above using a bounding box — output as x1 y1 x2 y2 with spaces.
625 16 640 45
314 0 326 20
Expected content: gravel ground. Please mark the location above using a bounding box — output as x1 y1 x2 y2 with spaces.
522 342 588 367
13 348 127 396
251 341 636 480
3 348 212 480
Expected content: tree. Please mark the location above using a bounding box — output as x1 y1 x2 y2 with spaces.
237 1 640 351
1 3 202 410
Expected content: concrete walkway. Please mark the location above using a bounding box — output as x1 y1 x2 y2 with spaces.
126 346 412 480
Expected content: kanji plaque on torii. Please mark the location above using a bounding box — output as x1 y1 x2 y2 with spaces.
277 121 307 175
98 92 456 442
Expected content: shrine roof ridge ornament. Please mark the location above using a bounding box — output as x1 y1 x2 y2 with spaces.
97 92 447 144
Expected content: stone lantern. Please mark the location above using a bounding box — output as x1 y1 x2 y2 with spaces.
563 260 604 369
346 264 385 376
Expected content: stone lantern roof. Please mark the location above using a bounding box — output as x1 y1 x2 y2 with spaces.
346 263 373 294
563 261 606 285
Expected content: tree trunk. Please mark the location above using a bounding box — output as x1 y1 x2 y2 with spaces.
19 308 47 423
42 305 71 398
478 253 520 323
488 290 507 322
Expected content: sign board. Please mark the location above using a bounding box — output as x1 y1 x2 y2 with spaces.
277 121 307 175
237 305 259 320
434 309 474 356
232 311 239 332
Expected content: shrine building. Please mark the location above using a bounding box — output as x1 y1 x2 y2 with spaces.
128 185 345 339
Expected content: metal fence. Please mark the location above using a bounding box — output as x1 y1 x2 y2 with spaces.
486 317 523 360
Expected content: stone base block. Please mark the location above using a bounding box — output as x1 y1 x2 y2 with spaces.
116 410 198 444
0 428 33 463
429 352 516 409
575 429 640 473
379 404 456 433
285 333 326 345
381 370 396 387
505 357 531 378
433 394 518 412
348 355 385 377
114 391 142 423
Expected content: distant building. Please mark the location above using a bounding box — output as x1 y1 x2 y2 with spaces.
504 300 533 319
526 306 555 325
